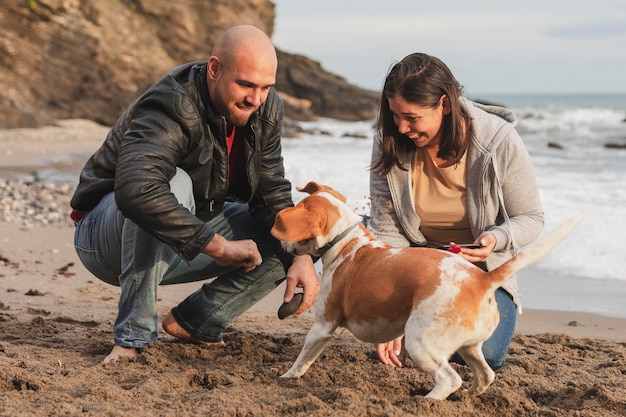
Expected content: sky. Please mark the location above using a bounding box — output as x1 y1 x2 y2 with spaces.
271 0 626 95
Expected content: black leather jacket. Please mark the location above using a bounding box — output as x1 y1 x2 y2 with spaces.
70 62 293 263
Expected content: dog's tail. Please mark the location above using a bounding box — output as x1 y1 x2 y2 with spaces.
488 215 584 285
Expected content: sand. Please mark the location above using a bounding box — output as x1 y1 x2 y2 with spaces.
1 120 625 416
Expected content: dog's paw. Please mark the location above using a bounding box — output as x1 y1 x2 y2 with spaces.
277 292 304 320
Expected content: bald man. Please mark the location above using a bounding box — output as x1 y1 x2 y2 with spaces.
70 25 319 363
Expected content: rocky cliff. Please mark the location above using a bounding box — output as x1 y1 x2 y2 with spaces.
0 0 378 129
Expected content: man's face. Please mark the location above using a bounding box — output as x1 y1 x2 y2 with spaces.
209 53 276 127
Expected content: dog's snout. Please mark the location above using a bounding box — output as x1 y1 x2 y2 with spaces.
280 241 297 255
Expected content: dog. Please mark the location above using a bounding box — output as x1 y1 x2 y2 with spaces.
271 181 581 400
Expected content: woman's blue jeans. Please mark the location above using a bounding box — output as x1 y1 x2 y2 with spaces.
74 169 286 348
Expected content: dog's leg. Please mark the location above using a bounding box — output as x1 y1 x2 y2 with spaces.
422 360 463 400
404 340 463 400
281 321 338 378
456 344 495 396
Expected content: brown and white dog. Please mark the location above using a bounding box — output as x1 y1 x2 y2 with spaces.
271 181 581 400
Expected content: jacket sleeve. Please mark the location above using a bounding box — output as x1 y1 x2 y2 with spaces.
488 129 544 253
114 89 214 261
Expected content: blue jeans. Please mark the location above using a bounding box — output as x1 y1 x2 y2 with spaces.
450 288 517 370
74 169 286 348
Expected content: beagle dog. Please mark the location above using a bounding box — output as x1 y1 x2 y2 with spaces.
271 181 581 400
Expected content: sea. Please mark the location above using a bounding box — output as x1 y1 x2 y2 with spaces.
280 93 626 319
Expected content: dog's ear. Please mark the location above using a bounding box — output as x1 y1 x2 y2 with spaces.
271 206 319 242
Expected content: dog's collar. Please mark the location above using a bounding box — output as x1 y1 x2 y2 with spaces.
318 223 360 256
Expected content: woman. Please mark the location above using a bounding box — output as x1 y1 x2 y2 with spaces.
368 53 544 370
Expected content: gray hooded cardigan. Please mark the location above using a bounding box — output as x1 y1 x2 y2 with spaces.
368 98 544 308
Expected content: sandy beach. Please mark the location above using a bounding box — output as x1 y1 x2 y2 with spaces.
1 120 625 416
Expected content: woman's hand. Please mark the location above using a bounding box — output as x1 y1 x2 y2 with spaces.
376 336 404 367
458 231 496 263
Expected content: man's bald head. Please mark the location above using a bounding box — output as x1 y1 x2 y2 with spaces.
212 25 277 70
206 25 278 127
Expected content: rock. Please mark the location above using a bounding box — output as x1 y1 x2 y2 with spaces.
604 142 626 149
277 292 304 319
0 0 378 128
276 51 379 122
0 179 75 227
278 92 319 123
341 132 369 139
473 98 507 108
548 142 565 150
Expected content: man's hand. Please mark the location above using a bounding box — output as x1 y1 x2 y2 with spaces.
202 233 262 272
283 254 319 315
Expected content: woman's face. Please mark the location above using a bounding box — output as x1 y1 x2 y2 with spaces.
388 95 449 149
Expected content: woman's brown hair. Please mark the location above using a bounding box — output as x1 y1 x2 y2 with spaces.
371 53 472 176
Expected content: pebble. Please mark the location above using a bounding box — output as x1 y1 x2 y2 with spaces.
0 179 74 227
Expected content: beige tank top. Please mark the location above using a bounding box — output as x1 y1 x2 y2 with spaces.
411 148 474 247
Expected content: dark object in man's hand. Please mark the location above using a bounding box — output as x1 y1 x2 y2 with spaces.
278 293 304 319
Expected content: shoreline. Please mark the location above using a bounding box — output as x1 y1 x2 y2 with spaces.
2 221 625 343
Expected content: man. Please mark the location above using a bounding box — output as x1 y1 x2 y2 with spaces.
70 25 319 364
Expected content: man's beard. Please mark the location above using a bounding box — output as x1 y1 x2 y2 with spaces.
219 97 256 127
224 107 251 127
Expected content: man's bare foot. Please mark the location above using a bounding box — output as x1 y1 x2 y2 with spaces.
102 344 139 364
162 311 225 347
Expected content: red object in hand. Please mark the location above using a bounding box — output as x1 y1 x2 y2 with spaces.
447 245 462 254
